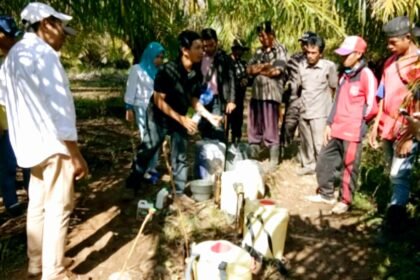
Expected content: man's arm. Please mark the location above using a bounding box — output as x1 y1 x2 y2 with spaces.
153 91 197 134
191 97 223 127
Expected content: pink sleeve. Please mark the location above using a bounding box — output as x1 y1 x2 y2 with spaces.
362 68 379 122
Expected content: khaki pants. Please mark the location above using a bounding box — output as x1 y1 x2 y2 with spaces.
27 154 75 280
299 117 327 170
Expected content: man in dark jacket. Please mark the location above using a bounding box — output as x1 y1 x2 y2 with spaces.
227 39 249 144
200 28 236 142
281 31 317 148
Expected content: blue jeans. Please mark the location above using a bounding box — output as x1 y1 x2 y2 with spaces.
132 108 188 192
0 130 19 209
389 141 418 206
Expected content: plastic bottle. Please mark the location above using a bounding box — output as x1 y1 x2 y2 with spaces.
192 112 202 124
156 188 169 209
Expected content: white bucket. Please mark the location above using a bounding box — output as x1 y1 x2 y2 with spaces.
189 178 214 201
242 199 289 260
185 240 253 280
220 160 265 216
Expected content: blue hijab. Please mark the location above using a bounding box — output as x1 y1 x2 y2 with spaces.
139 42 165 80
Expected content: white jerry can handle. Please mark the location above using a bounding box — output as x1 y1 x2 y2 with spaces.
184 254 228 280
137 200 149 208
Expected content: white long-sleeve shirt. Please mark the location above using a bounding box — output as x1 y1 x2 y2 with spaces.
124 64 154 108
0 32 77 168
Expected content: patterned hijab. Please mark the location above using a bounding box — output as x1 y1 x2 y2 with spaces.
139 41 165 80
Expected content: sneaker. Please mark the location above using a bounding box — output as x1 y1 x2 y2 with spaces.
331 202 350 214
305 194 336 205
297 167 315 176
28 257 74 279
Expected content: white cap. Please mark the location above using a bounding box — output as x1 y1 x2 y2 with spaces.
21 2 72 24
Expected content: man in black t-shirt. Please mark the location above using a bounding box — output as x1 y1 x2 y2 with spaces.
126 30 222 193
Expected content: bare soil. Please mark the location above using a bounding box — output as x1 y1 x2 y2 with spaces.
0 86 384 280
1 114 383 280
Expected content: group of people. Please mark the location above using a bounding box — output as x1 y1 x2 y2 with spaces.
0 1 419 279
124 16 419 220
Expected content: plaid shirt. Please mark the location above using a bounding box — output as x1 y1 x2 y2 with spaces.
248 42 287 102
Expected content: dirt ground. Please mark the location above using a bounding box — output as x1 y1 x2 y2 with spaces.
0 113 385 280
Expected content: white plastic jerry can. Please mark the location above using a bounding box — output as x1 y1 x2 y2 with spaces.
220 160 265 216
242 199 289 260
185 240 253 280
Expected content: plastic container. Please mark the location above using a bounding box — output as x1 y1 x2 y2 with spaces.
225 143 249 171
189 179 214 201
155 188 169 209
242 199 289 260
185 240 253 280
220 160 265 216
195 140 226 180
136 200 153 220
192 112 202 124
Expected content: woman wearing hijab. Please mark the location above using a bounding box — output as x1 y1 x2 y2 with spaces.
125 42 165 183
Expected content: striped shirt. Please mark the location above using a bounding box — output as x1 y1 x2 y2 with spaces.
248 42 287 102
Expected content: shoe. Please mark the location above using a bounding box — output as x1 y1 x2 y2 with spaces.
125 171 142 189
27 257 74 279
269 145 280 166
56 270 81 280
7 202 24 217
305 194 336 205
331 202 350 214
297 167 315 176
144 170 160 185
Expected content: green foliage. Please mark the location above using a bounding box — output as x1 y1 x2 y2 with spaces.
1 0 418 63
74 96 124 120
0 235 27 277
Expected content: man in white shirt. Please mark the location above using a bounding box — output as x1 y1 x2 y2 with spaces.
0 3 88 279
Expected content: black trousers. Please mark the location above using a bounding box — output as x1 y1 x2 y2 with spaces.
316 137 363 204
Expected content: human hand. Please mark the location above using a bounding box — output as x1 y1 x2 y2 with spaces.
396 139 413 157
125 110 134 122
180 116 198 135
240 78 248 87
368 125 379 149
72 153 89 181
225 102 236 114
406 113 420 141
323 125 331 146
208 114 223 128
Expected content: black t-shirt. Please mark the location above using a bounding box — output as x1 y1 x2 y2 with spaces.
151 59 202 130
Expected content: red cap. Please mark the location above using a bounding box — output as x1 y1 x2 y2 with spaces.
335 36 367 56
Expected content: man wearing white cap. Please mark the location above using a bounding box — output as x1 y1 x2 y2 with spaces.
0 2 87 279
306 36 378 214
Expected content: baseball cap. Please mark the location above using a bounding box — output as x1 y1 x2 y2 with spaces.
20 2 76 35
0 16 22 38
298 31 317 42
334 36 367 56
231 39 249 50
383 16 420 38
